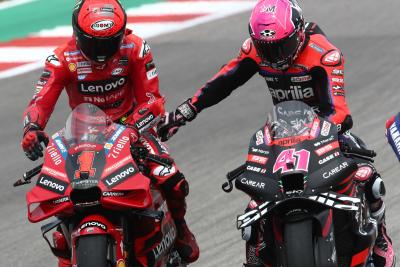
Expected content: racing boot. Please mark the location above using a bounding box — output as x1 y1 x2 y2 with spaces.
164 177 199 263
371 201 396 267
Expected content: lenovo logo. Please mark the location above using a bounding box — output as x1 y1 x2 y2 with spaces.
102 163 137 188
36 174 68 195
79 77 127 94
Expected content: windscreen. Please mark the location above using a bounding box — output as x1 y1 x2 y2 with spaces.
266 101 317 140
64 103 113 146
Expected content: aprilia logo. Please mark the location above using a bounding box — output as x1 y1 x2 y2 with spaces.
102 163 137 188
79 77 127 94
37 174 68 195
270 86 315 101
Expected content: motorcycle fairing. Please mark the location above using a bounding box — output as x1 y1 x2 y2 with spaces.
236 117 358 201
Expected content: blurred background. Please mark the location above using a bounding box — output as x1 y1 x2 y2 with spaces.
0 0 399 266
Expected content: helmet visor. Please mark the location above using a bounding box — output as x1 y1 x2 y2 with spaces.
253 30 301 65
76 29 124 63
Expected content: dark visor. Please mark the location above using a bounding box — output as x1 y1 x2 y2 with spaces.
253 30 301 64
76 31 124 63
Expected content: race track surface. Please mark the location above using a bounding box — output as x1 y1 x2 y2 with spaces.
0 0 399 266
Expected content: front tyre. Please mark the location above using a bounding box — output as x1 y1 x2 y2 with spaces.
76 235 109 267
284 219 316 267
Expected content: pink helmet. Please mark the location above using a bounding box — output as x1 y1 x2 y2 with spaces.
249 0 305 70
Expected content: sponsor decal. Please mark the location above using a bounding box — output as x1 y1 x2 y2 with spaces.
103 156 131 175
68 63 77 72
146 68 158 80
334 91 345 97
389 122 400 153
152 226 176 259
264 76 278 82
332 77 344 83
152 165 176 177
71 179 99 190
79 77 127 94
321 121 331 136
120 43 134 49
111 67 124 76
36 174 68 195
241 39 252 55
318 151 340 165
354 166 373 181
139 40 151 58
103 191 126 197
104 143 113 149
261 5 276 13
270 86 315 101
291 75 312 83
91 19 114 31
313 135 335 147
118 56 129 65
77 61 91 68
36 79 47 87
83 90 124 105
250 147 269 155
46 54 61 67
260 29 276 38
264 126 272 144
79 221 107 231
42 166 67 179
315 141 339 156
309 43 325 54
323 161 349 179
309 120 320 138
102 163 137 188
333 85 343 91
135 113 155 130
109 135 130 159
52 196 70 204
247 154 268 165
64 50 81 56
332 69 344 76
256 130 264 146
145 61 156 71
78 75 87 81
246 165 267 174
241 177 265 189
321 50 341 66
139 137 156 155
47 143 63 165
77 67 92 75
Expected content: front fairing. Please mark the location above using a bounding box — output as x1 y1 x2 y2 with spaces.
235 101 358 202
27 104 152 222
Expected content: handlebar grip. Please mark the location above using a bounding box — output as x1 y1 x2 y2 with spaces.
226 164 247 180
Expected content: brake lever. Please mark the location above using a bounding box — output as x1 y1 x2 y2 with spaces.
222 164 247 193
13 164 43 187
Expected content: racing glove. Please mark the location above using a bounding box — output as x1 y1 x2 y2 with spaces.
386 113 400 161
157 99 197 142
21 123 49 161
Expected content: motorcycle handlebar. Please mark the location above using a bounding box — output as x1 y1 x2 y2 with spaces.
13 164 43 187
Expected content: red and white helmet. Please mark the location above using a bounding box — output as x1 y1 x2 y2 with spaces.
249 0 305 70
72 0 127 63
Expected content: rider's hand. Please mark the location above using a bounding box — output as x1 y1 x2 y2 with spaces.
21 125 49 161
157 99 197 142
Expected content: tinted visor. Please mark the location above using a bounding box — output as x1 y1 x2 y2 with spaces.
76 30 124 63
253 30 301 65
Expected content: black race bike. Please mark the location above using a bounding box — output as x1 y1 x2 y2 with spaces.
223 101 377 267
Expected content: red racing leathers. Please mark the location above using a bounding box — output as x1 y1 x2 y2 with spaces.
22 29 199 265
191 23 353 133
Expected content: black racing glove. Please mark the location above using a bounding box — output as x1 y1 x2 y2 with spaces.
21 123 49 161
157 99 197 142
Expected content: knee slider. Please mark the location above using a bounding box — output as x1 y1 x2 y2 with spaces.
161 172 189 198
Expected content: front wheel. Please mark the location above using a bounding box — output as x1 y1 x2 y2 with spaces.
284 219 316 267
76 235 109 267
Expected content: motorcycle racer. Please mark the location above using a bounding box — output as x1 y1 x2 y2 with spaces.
20 0 199 265
158 0 394 266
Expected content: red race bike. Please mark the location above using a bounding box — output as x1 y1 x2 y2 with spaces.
14 103 186 267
